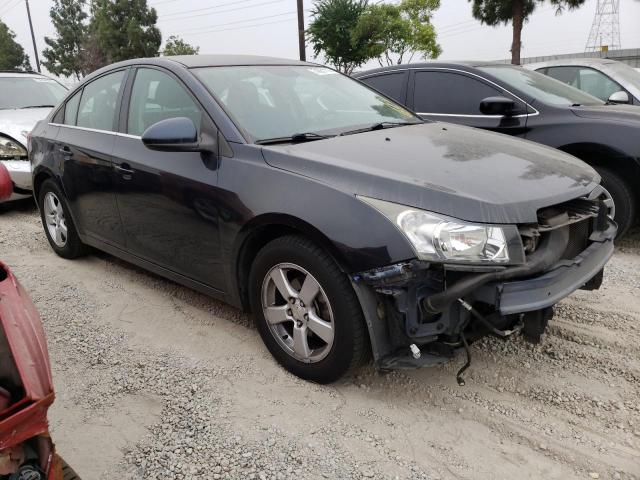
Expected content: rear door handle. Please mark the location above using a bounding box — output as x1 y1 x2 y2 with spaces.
59 146 73 158
114 163 134 180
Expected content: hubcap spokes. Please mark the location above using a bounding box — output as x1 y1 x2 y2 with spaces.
262 263 334 363
43 192 67 247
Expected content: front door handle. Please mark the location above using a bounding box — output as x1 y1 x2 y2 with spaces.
114 163 134 180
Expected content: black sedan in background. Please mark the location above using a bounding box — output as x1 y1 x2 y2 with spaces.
30 56 615 383
355 63 640 237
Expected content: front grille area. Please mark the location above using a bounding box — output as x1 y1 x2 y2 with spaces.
562 218 591 260
520 194 609 259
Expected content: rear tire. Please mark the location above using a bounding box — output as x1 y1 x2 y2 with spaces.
249 235 368 383
595 167 636 238
38 179 88 259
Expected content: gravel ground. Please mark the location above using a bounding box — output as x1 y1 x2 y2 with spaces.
1 200 639 480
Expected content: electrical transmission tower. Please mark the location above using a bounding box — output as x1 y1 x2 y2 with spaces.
585 0 621 52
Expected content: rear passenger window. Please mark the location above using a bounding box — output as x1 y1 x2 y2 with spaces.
361 73 407 103
77 70 125 131
127 68 201 136
413 71 504 115
64 90 81 125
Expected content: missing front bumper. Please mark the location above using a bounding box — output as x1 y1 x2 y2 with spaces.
352 233 614 371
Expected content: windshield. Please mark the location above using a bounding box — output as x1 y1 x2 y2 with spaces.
0 76 67 110
478 66 604 107
193 65 420 141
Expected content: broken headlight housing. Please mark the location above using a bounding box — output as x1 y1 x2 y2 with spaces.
0 137 27 159
360 196 514 264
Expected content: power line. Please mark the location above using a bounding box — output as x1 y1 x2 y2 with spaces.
437 5 556 39
160 0 282 19
174 10 300 36
0 0 22 17
150 0 184 6
171 17 297 38
159 0 286 23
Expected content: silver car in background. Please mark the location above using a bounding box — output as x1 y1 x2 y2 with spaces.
526 58 640 106
0 71 67 202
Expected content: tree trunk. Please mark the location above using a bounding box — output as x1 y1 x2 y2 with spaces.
511 0 524 65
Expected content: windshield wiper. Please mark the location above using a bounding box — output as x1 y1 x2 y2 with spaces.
255 132 334 145
339 120 421 137
20 104 55 109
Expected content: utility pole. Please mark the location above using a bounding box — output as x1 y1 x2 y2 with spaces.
297 0 306 61
25 0 41 72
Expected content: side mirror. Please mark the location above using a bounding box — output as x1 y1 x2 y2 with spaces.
142 117 200 152
0 163 12 201
479 96 516 116
607 91 629 104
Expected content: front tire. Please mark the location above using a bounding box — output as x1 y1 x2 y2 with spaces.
38 179 88 259
249 235 368 383
596 167 636 238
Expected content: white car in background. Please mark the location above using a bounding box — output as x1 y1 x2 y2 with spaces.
0 71 67 202
525 58 640 106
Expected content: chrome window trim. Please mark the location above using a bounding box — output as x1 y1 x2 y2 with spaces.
416 112 530 119
358 67 540 117
48 122 142 140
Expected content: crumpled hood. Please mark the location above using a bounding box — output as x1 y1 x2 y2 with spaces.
571 104 640 123
0 108 52 145
261 123 599 224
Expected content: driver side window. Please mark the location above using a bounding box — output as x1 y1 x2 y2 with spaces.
413 71 526 115
127 68 201 136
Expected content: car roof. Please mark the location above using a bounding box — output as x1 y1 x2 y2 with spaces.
165 54 313 67
354 61 512 76
525 58 618 69
0 71 47 78
82 54 322 85
94 54 314 72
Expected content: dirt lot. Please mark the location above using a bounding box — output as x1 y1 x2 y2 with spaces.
1 200 639 480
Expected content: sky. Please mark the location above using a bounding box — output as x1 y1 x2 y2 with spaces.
1 0 639 77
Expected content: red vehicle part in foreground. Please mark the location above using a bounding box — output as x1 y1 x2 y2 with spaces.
0 163 66 479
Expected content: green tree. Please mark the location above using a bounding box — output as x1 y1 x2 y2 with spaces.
88 0 161 70
307 0 370 74
354 0 441 66
162 35 199 56
42 0 88 80
469 0 586 65
0 20 31 71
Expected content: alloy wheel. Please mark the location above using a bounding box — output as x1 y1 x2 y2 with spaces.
43 191 68 247
261 263 335 363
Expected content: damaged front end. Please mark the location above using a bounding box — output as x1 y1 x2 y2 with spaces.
0 261 67 480
353 188 616 384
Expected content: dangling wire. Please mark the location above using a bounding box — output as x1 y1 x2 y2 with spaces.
456 331 471 386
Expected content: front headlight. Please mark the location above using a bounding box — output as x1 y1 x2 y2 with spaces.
0 137 27 159
360 196 512 264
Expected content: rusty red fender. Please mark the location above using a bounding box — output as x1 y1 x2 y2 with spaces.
0 163 11 200
0 261 55 451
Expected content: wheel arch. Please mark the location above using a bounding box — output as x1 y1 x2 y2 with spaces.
32 168 57 203
557 142 640 180
232 213 352 313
